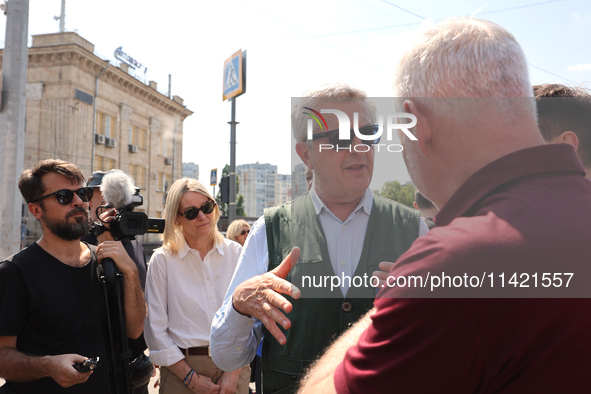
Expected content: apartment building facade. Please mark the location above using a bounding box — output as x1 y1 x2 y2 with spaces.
0 32 192 243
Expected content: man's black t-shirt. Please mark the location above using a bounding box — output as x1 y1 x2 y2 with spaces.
0 242 110 393
81 233 148 360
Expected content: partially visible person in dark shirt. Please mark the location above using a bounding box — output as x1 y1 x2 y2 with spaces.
83 170 154 394
534 83 591 180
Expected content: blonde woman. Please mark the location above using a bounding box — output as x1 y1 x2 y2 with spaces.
145 178 249 393
226 219 250 247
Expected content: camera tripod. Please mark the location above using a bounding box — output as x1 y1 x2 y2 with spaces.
99 256 133 394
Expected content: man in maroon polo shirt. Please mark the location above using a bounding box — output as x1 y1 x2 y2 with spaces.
298 17 591 394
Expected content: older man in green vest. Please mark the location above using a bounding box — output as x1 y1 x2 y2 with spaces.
210 83 425 393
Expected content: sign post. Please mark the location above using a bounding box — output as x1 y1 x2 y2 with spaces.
223 49 246 224
0 0 29 258
210 168 217 199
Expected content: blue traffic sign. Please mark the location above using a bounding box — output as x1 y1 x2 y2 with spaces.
223 49 246 101
210 168 218 186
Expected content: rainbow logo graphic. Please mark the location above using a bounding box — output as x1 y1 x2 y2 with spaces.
302 107 328 131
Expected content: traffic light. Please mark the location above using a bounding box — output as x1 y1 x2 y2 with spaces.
220 176 229 203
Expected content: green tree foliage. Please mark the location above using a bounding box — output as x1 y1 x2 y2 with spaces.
236 194 245 217
375 180 416 208
216 164 246 216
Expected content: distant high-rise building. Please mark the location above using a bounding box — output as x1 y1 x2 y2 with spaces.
275 174 292 206
183 162 200 180
292 163 308 198
237 162 277 217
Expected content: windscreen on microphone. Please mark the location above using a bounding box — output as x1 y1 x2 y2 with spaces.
100 169 136 210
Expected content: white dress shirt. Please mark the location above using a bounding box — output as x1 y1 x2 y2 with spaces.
210 188 428 371
145 236 242 366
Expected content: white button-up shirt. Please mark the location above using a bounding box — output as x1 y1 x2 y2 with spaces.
311 187 372 296
145 237 242 366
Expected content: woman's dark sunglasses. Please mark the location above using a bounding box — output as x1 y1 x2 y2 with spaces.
178 200 216 220
32 187 94 205
240 229 250 236
311 125 381 149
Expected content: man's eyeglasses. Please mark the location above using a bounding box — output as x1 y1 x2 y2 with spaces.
178 200 216 220
240 229 250 236
311 125 381 149
32 187 94 205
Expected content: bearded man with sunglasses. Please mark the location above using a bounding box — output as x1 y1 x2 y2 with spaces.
0 159 146 393
210 84 426 393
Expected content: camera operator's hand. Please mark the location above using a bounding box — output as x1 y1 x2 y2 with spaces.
96 241 137 277
96 240 146 338
96 208 117 243
46 353 92 387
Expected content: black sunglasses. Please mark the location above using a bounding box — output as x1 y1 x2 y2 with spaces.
178 200 216 220
32 187 94 205
311 125 381 149
240 229 250 236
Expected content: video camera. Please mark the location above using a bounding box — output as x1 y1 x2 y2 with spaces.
89 169 165 242
96 189 165 241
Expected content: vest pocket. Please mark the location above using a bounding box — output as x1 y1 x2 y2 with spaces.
261 362 299 394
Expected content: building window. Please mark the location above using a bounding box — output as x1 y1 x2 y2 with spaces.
159 136 172 157
95 155 116 171
129 164 147 189
98 112 114 138
138 127 147 150
129 125 134 145
159 172 168 192
129 125 148 150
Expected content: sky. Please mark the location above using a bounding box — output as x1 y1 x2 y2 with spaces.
1 0 591 195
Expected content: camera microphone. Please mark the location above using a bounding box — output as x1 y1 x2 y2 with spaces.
100 169 136 210
95 169 164 242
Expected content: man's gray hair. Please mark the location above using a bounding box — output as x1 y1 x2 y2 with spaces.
291 83 375 143
394 18 532 98
394 18 536 124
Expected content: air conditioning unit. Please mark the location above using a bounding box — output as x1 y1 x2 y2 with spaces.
128 144 138 153
105 137 117 148
164 157 172 165
95 134 105 145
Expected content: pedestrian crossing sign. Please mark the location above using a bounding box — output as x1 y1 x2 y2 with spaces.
223 49 246 101
211 169 218 186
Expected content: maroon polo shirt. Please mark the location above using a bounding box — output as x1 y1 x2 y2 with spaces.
335 144 591 393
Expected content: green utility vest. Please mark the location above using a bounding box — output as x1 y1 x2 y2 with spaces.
262 192 420 393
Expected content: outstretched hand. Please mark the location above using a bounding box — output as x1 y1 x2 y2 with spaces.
232 247 301 345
